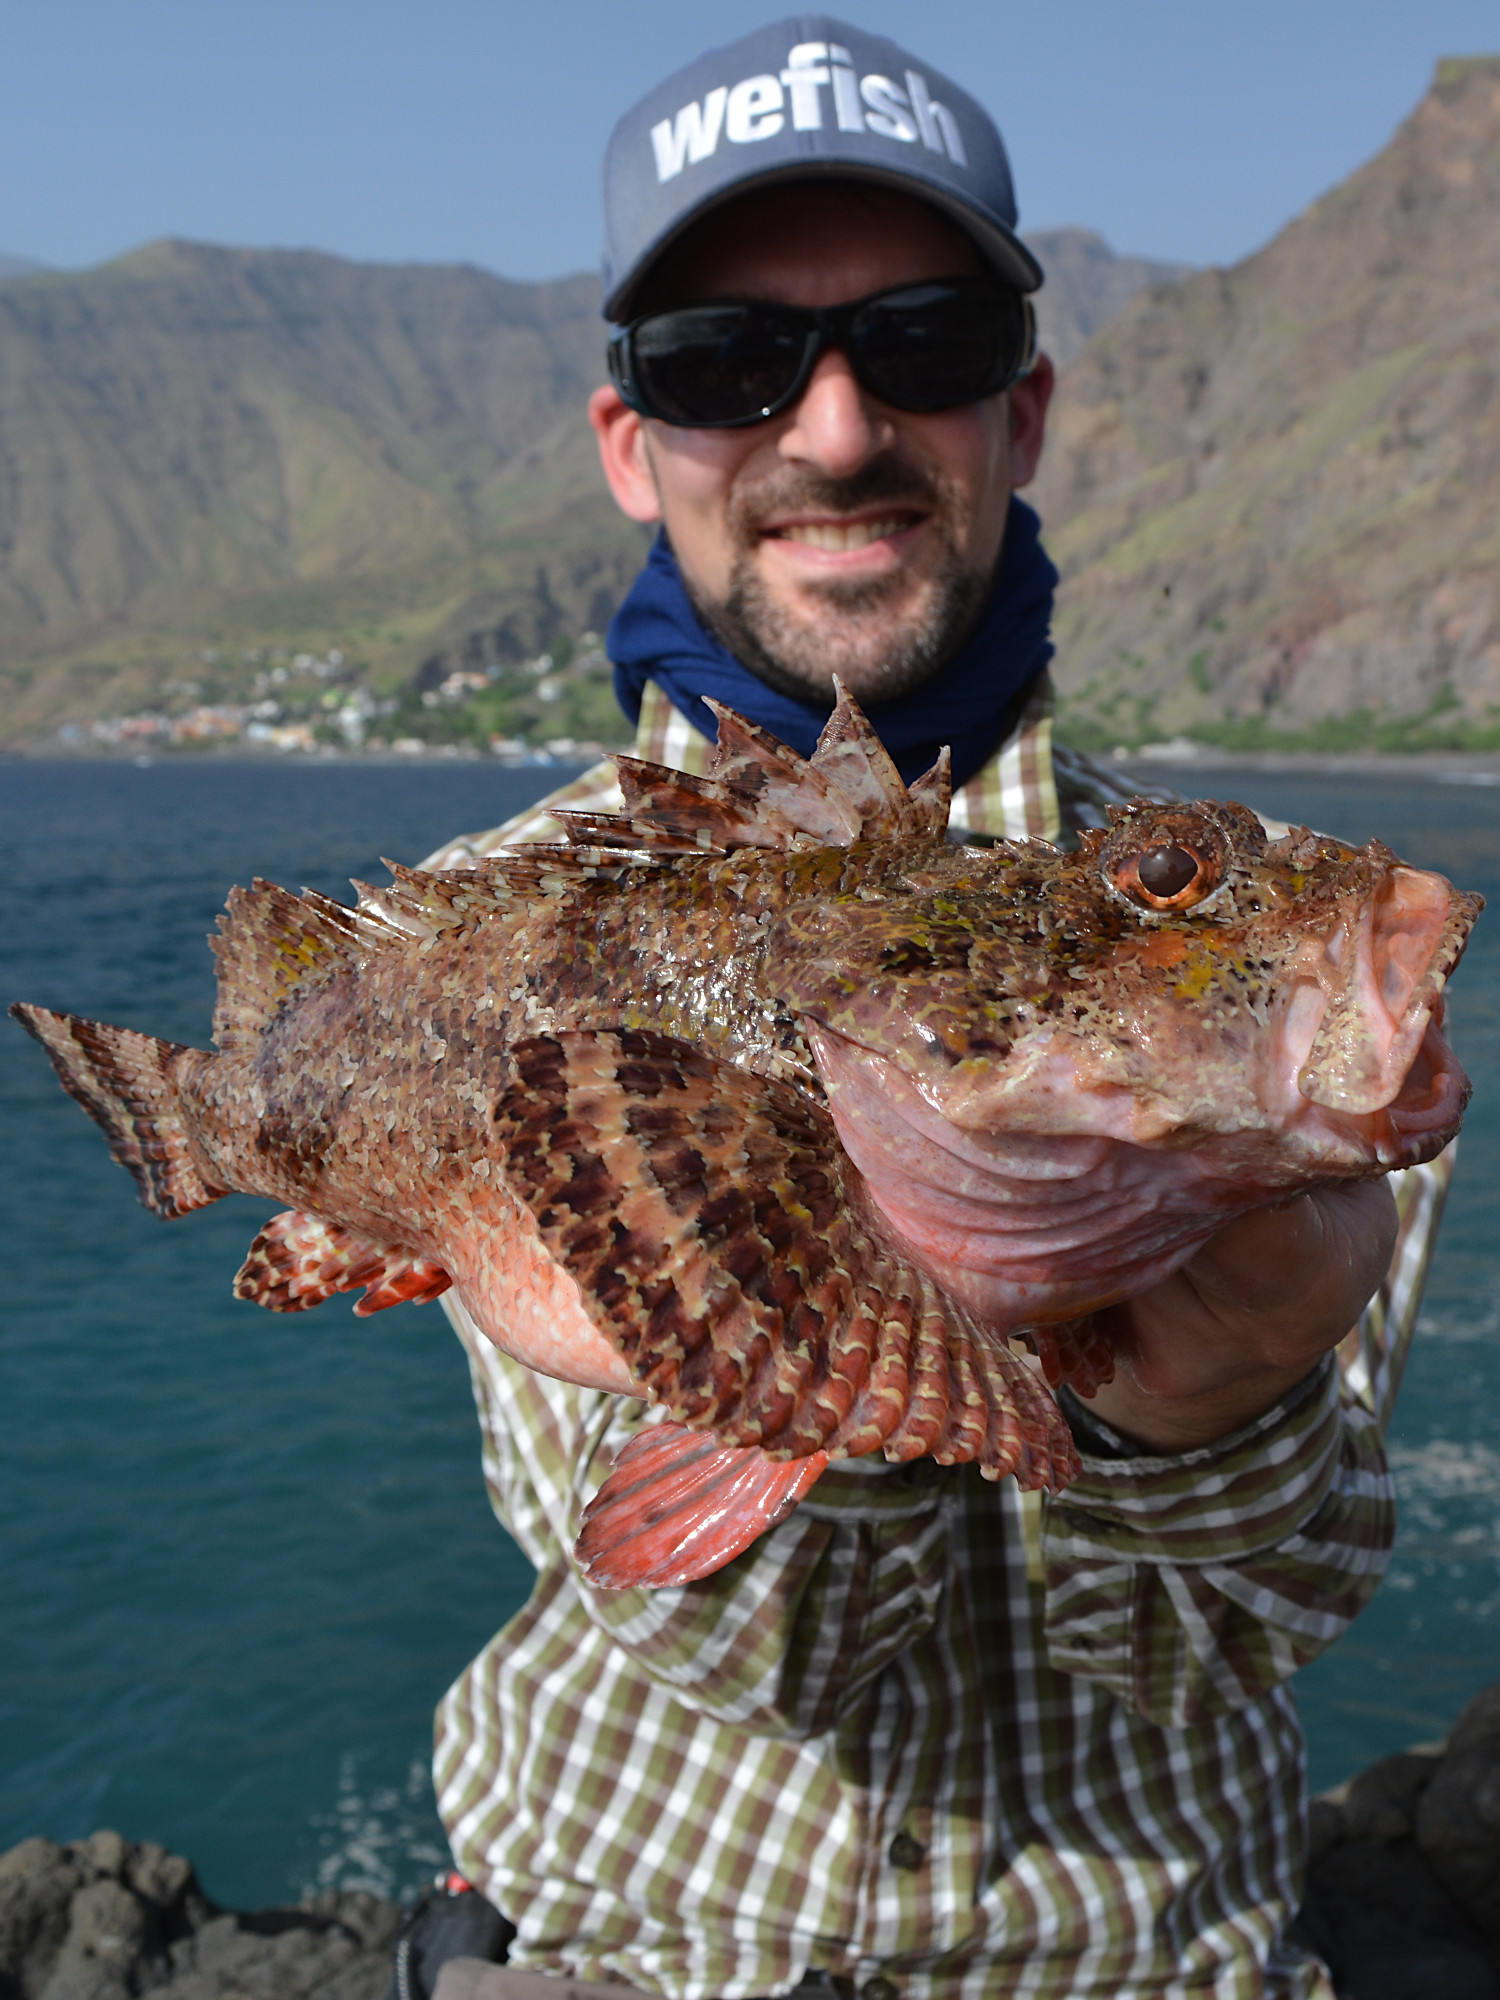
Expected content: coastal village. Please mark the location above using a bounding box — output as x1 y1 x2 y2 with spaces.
63 634 627 763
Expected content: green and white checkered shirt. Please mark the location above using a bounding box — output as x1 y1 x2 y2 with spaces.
425 677 1448 2000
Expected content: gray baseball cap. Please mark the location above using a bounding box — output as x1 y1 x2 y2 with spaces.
601 14 1043 322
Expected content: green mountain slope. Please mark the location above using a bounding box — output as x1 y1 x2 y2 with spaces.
0 224 1207 745
1033 57 1500 751
0 242 647 741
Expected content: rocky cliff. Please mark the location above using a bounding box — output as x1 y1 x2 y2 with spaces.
1025 227 1192 369
0 1831 400 1998
1034 56 1500 751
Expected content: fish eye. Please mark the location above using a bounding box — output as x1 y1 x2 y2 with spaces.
1111 841 1219 912
1138 845 1199 897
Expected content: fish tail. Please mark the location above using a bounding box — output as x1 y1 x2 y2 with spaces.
576 1423 829 1589
10 1003 223 1219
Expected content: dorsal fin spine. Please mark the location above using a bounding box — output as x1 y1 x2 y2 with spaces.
210 877 379 1051
607 688 948 852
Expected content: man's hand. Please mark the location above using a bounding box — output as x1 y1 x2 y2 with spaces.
1081 1179 1399 1453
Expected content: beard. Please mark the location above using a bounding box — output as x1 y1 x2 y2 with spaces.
680 459 995 706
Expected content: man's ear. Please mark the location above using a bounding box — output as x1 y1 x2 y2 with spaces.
589 386 662 523
1006 353 1055 490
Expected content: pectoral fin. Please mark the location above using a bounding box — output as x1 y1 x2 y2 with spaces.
493 1029 1078 1494
233 1209 451 1315
577 1422 829 1589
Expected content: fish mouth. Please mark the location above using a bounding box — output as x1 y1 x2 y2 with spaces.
1283 864 1480 1155
1383 1003 1471 1152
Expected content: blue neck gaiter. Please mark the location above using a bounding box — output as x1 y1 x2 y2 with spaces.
608 496 1057 789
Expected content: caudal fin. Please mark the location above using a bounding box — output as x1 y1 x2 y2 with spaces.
576 1423 828 1589
10 1003 223 1219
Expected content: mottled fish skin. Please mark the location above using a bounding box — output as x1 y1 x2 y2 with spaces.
10 687 1482 1585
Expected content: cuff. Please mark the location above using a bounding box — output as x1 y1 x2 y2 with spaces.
1045 1357 1344 1568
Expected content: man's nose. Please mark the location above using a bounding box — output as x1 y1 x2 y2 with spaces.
777 348 896 477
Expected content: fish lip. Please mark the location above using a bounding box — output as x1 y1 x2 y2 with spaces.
1294 872 1481 1117
1382 1004 1471 1157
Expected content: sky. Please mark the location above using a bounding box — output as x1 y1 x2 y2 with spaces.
3 0 1497 281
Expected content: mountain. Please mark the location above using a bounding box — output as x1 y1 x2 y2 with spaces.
0 225 1196 746
12 52 1494 759
0 254 48 280
0 242 645 742
1024 229 1192 368
1033 56 1500 751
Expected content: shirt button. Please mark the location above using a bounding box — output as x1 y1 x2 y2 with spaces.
862 1980 899 2000
887 1831 927 1870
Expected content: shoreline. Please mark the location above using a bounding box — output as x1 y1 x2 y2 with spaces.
1116 748 1500 783
6 745 1500 782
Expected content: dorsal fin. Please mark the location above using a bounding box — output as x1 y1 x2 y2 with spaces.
703 702 864 843
211 842 680 1054
349 879 437 941
613 758 810 851
362 847 670 939
551 809 709 855
210 879 384 1052
599 688 950 853
908 746 951 831
808 680 925 838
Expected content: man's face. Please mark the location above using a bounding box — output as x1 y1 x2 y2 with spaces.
590 184 1053 705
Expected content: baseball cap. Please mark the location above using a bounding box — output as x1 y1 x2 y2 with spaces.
601 14 1043 322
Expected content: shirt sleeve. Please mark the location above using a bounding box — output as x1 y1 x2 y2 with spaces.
1039 1151 1453 1725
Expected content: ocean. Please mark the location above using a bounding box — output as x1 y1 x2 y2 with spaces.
3 756 1496 1909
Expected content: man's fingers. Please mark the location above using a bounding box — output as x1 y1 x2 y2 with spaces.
1179 1180 1398 1343
1082 1179 1402 1446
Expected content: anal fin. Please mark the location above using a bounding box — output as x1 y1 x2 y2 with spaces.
576 1423 828 1589
233 1209 451 1316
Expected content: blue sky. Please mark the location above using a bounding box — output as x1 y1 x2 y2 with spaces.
4 1 1496 279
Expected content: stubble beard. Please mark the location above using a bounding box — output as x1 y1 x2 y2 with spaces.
681 463 995 707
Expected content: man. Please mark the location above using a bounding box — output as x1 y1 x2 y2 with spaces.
401 20 1447 2000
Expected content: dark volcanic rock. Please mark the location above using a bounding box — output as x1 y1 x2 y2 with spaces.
0 1831 401 1999
1297 1684 1500 1998
1295 1837 1499 2000
1417 1683 1500 1941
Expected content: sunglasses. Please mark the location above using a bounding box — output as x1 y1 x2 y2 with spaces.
607 278 1036 430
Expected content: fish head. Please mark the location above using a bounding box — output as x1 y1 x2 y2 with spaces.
772 800 1482 1323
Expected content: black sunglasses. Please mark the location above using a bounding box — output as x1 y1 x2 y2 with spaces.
608 278 1036 430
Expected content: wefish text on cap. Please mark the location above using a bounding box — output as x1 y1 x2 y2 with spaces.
602 15 1042 321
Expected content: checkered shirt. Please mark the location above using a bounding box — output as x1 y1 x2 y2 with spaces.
425 676 1448 2000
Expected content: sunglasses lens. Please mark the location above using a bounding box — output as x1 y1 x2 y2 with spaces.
632 307 808 426
854 284 1026 409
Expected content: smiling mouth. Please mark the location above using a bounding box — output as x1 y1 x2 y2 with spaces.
769 515 917 552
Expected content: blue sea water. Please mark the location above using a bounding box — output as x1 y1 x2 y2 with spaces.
2 756 1497 1909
